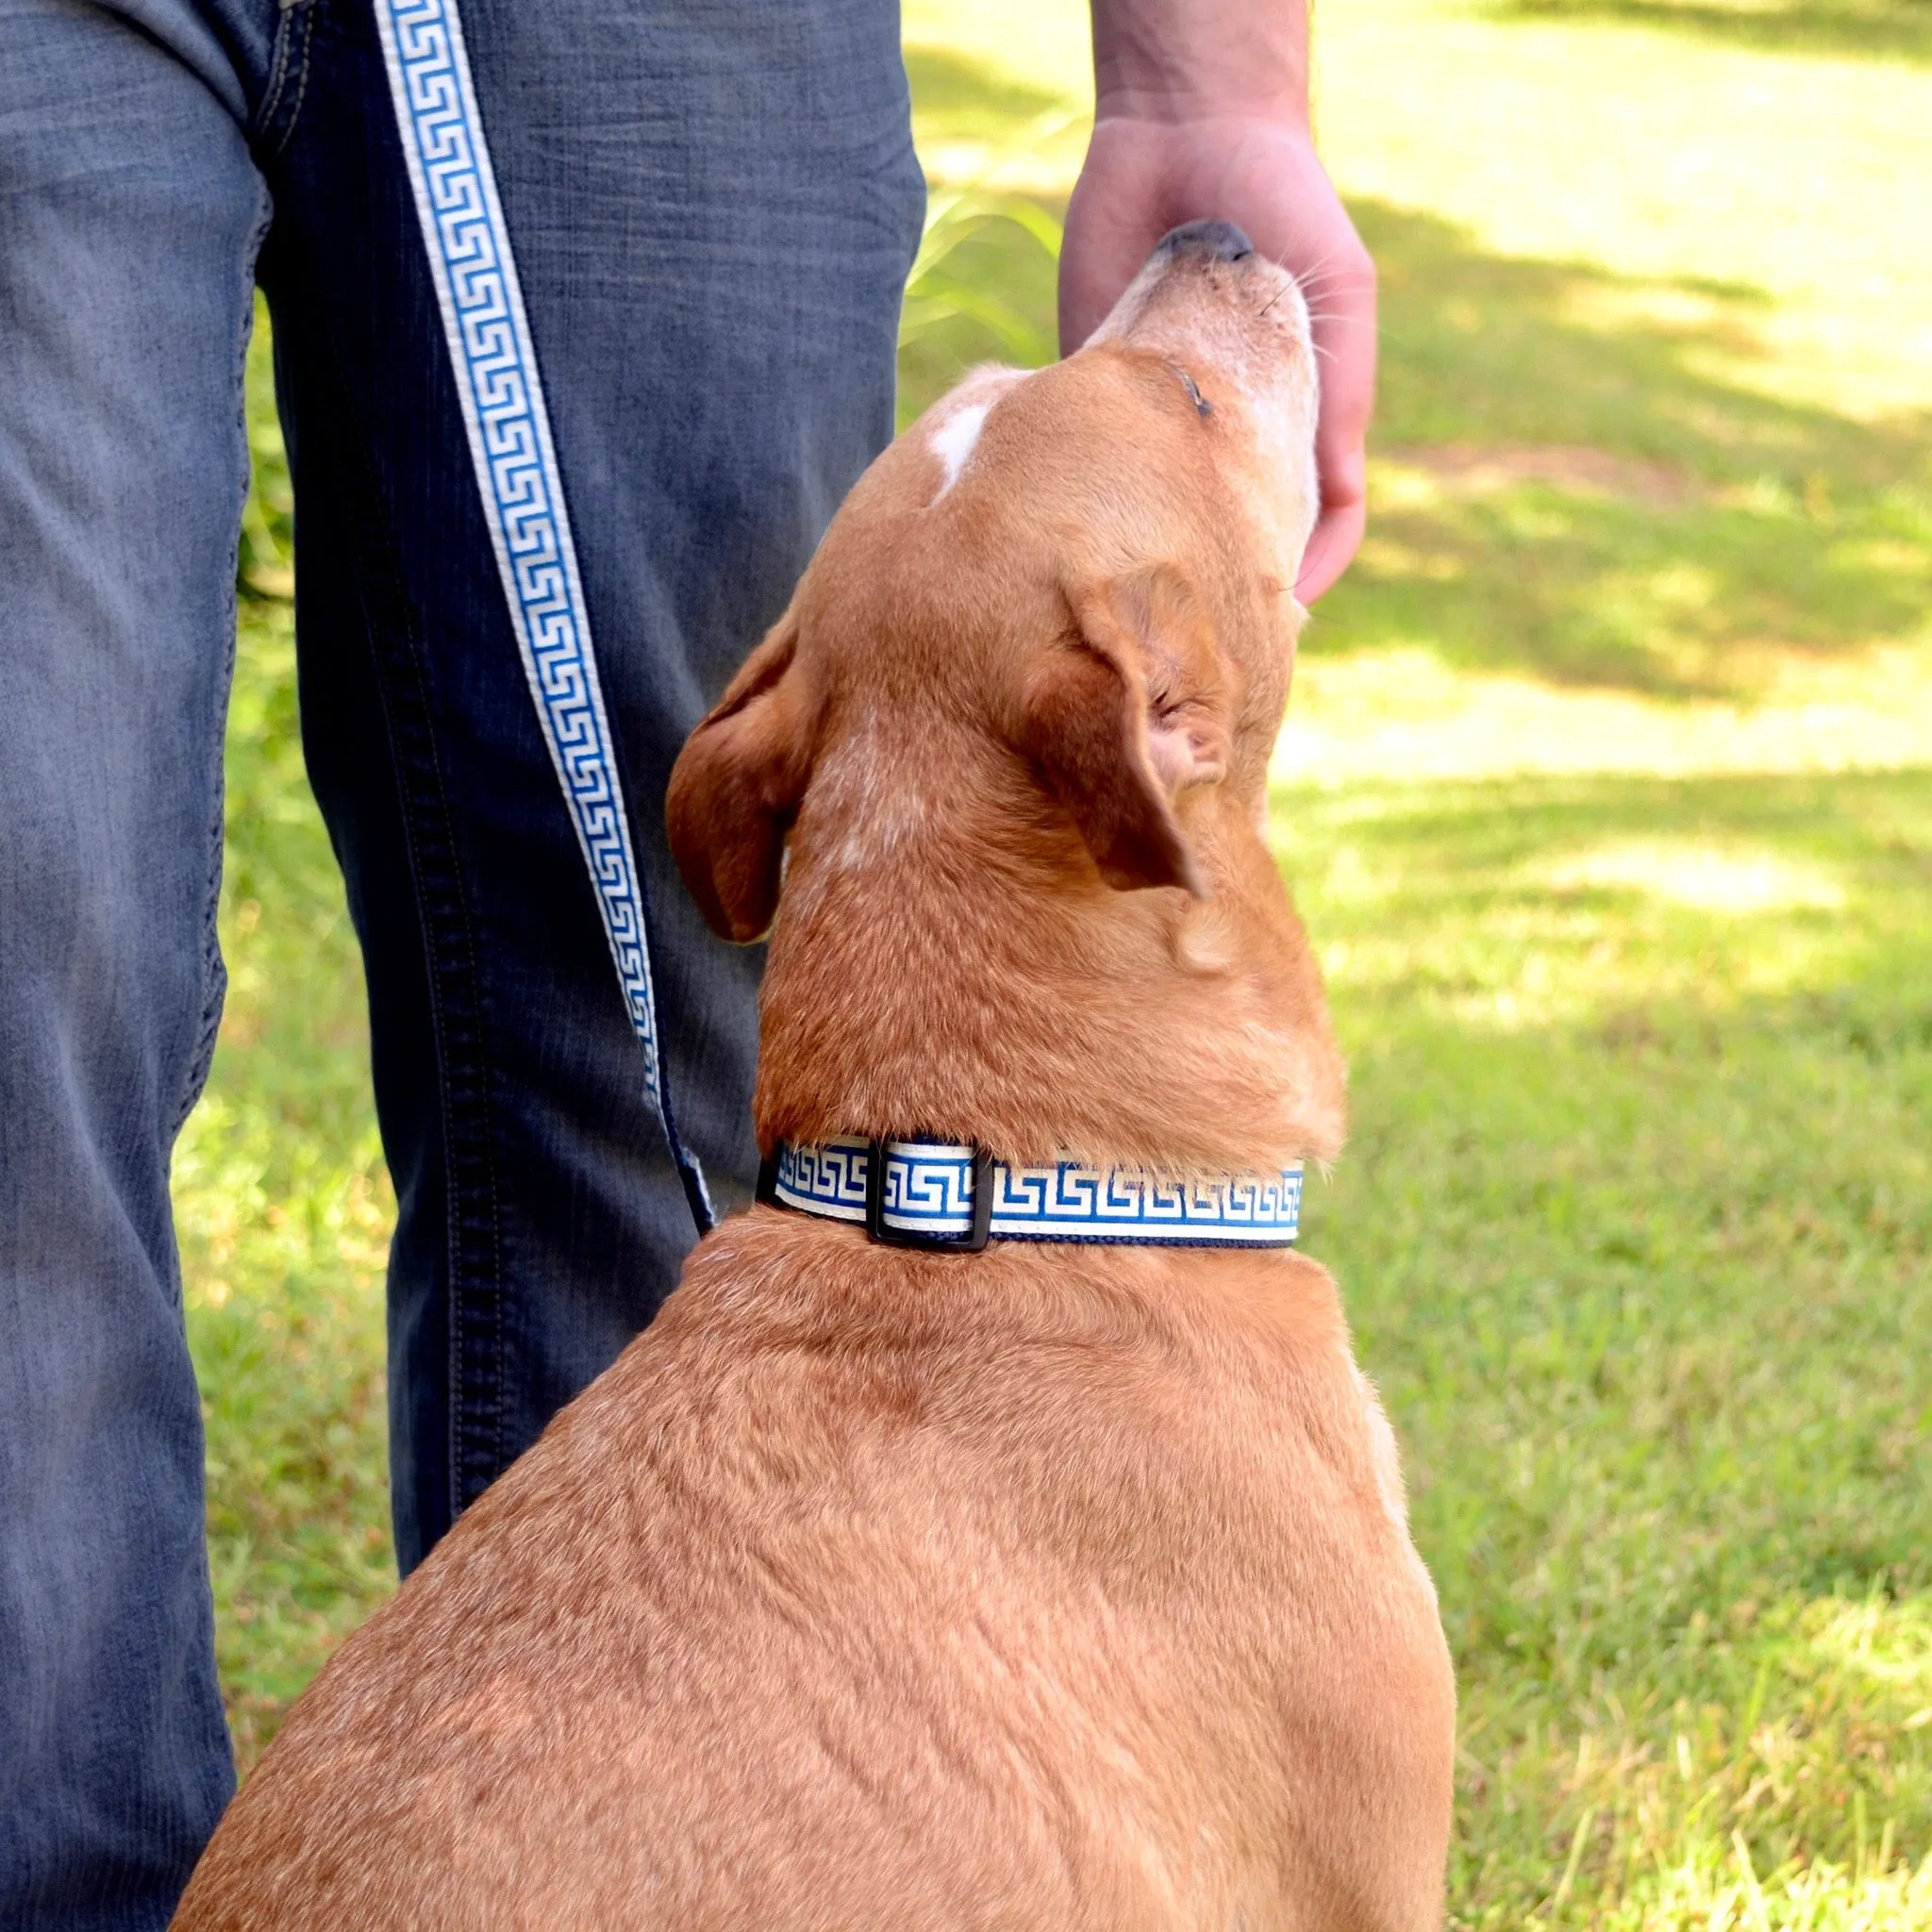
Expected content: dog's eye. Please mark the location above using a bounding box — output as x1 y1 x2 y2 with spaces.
1168 364 1213 419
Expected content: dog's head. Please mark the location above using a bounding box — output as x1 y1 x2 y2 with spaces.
673 222 1317 937
669 224 1341 1167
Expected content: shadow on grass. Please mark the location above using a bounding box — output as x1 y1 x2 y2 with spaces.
1328 199 1932 693
1484 0 1932 66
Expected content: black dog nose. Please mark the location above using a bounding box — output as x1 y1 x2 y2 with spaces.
1155 220 1255 264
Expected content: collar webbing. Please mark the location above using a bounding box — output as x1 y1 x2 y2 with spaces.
757 1136 1302 1254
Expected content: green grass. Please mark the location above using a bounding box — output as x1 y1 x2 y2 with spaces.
188 0 1932 1919
177 316 392 1768
1282 768 1932 1924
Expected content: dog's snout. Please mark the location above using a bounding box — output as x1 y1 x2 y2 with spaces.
1155 221 1255 266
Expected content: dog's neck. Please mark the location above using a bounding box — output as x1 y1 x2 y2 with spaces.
751 733 1345 1177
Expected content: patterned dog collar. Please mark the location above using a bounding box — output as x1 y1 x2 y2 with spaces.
757 1137 1303 1254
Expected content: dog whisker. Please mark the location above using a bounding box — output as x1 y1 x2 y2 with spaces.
1267 240 1356 294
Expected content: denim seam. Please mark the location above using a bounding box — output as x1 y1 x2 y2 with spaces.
272 4 317 158
170 195 274 1144
376 581 508 1509
364 568 511 1518
317 371 511 1524
255 0 317 158
396 688 508 1514
256 10 291 135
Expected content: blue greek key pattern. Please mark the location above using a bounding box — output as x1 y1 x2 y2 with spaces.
771 1139 872 1224
771 1138 1302 1247
375 0 711 1227
882 1141 977 1230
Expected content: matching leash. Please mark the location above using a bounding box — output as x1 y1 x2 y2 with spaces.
375 0 714 1234
758 1137 1302 1255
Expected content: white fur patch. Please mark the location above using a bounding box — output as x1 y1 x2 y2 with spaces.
929 402 991 497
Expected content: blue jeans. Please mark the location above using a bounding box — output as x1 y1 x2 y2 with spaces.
0 0 923 1919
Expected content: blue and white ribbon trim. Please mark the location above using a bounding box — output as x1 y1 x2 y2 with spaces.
374 0 711 1229
771 1138 1302 1247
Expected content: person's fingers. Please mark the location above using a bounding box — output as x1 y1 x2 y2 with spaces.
1301 235 1376 601
1297 489 1367 605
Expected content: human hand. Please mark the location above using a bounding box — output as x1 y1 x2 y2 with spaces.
1059 101 1375 602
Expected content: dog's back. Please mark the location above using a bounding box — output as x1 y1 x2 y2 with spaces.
175 1213 1449 1931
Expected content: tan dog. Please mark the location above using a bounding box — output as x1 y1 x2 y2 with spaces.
173 223 1455 1931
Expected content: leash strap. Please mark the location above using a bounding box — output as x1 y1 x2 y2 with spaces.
760 1137 1302 1253
374 0 713 1233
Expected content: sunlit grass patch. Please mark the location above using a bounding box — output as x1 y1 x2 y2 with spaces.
1447 1591 1932 1927
1538 839 1847 911
1278 642 1932 785
1489 0 1932 71
1277 764 1932 1031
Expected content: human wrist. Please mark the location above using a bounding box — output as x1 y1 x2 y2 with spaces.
1090 88 1313 131
1091 0 1310 129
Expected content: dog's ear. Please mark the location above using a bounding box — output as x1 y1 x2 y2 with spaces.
666 611 817 942
1014 567 1227 895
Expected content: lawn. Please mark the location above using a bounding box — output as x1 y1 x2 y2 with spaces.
185 0 1932 1921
